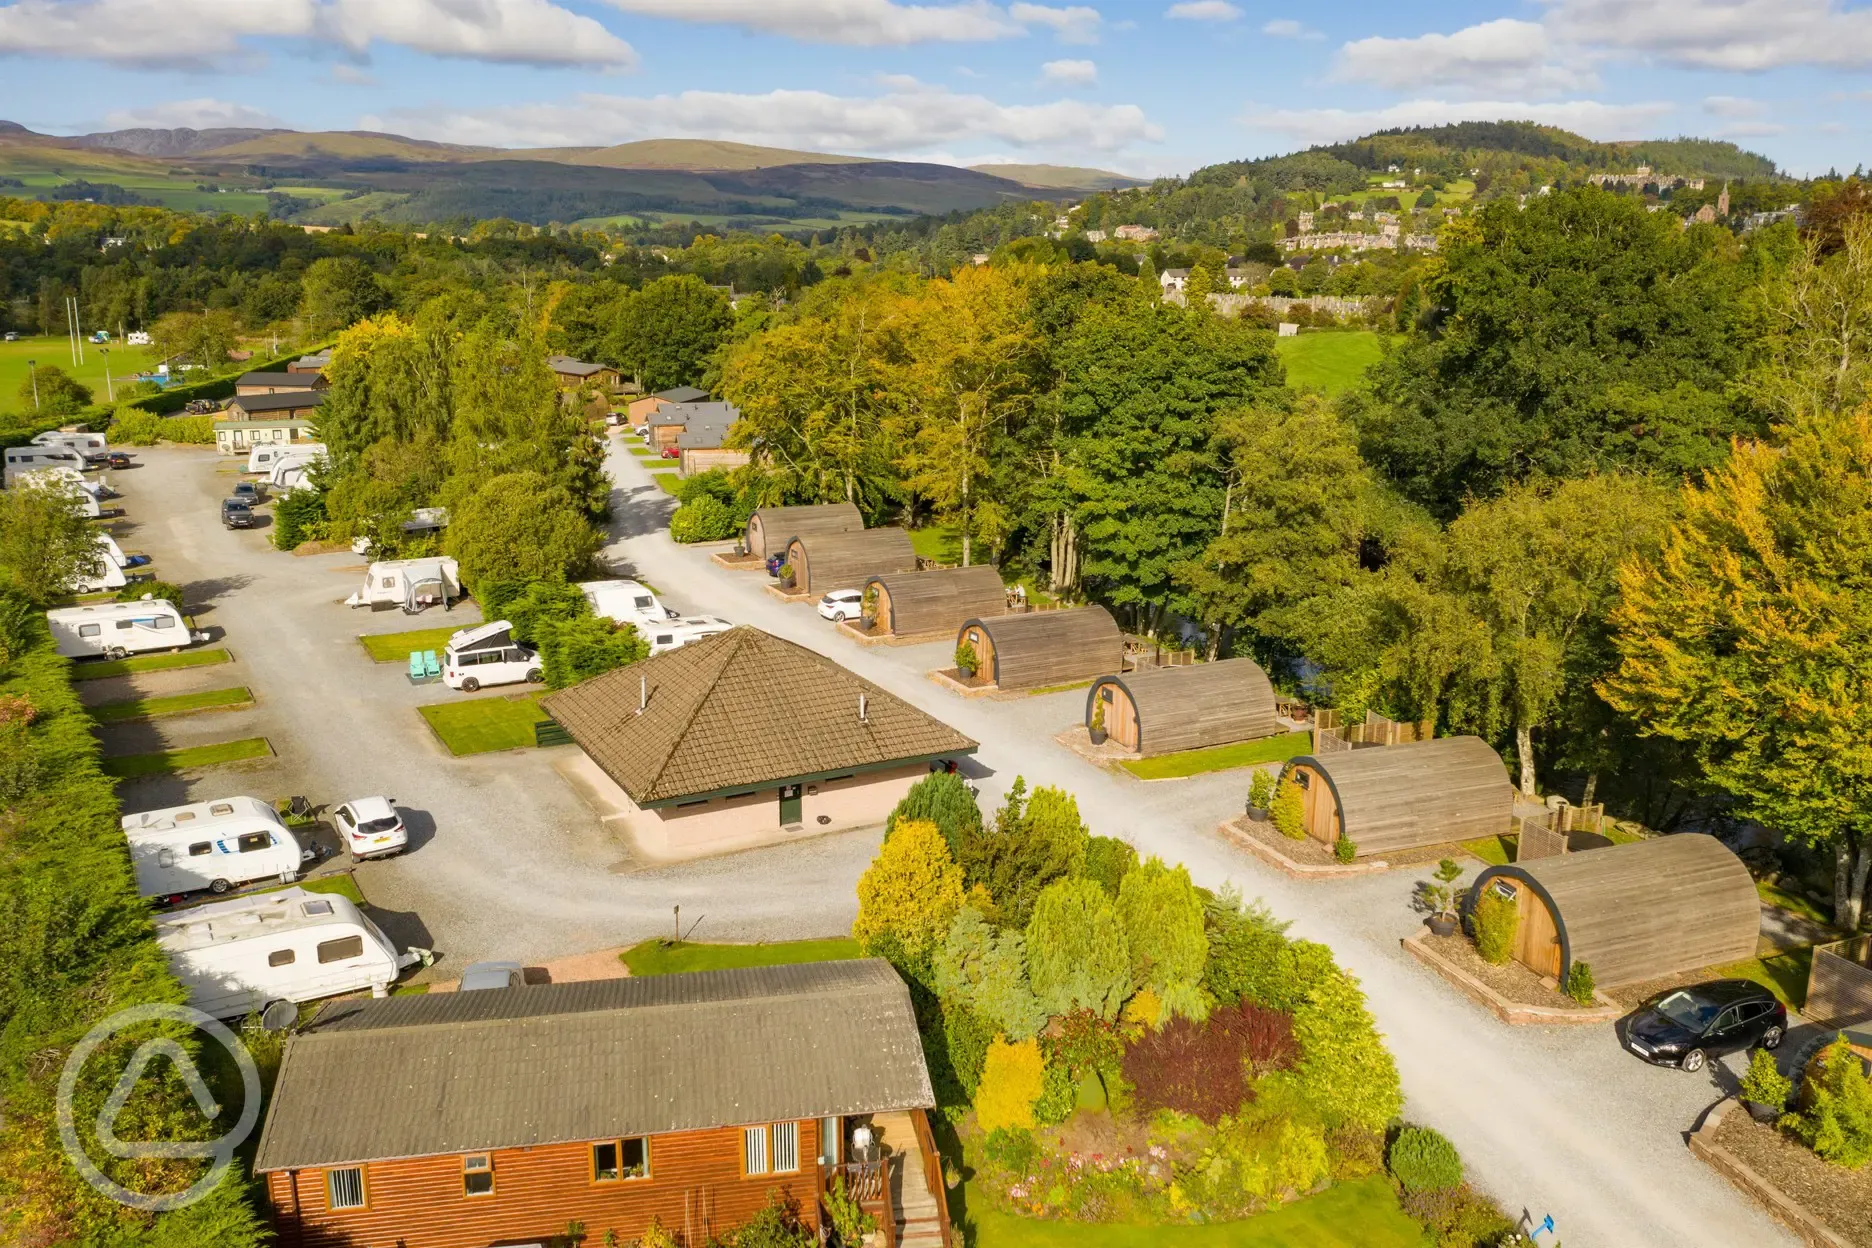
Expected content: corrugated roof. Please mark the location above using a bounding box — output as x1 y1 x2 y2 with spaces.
541 626 975 804
253 960 935 1171
227 390 325 416
654 385 709 402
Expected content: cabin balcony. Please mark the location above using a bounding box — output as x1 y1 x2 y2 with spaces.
826 1109 952 1248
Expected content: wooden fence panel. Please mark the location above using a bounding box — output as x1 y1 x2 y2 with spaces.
1515 814 1570 862
1806 937 1872 1028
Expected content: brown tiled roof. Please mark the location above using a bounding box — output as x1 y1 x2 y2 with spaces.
253 960 935 1171
541 626 975 804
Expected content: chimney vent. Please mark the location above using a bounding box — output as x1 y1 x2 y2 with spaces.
859 693 868 723
638 675 648 715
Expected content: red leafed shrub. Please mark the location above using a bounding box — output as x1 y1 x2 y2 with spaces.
0 695 35 726
1122 1002 1297 1123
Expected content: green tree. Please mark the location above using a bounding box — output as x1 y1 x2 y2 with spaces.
1024 876 1132 1020
0 484 98 602
933 906 1047 1040
537 615 647 689
960 779 1089 929
153 309 242 378
1267 266 1300 297
15 364 92 416
302 255 390 334
1749 213 1872 420
613 275 734 391
444 471 599 589
1116 857 1208 1010
1290 966 1403 1133
886 770 983 856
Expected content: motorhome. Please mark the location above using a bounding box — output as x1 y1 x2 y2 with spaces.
246 441 326 475
156 887 420 1018
344 557 461 613
645 615 734 655
46 599 205 659
73 534 128 593
122 796 308 899
441 620 541 691
578 578 673 631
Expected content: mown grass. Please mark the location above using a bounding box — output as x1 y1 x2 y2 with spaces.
1275 331 1391 396
69 647 231 681
908 524 963 565
90 686 253 723
1714 947 1815 1010
253 872 367 906
1121 730 1313 781
418 693 547 755
102 736 273 778
359 626 462 663
1461 834 1515 866
619 937 862 977
970 1177 1423 1248
652 471 680 494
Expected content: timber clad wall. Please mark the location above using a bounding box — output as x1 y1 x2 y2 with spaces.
787 528 917 596
1286 735 1513 856
745 504 863 559
1086 658 1279 756
957 606 1122 691
868 565 1007 637
267 1121 822 1248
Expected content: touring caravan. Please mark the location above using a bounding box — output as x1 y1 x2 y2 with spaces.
345 557 461 613
441 620 541 691
46 600 205 659
73 534 128 593
4 446 85 485
32 430 108 452
579 578 673 630
123 797 309 899
645 615 734 655
156 888 421 1018
247 441 326 475
10 467 103 516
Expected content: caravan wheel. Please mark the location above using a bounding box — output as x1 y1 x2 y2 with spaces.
209 878 231 895
106 646 128 660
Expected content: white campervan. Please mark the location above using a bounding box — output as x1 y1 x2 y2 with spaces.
645 615 734 655
157 888 421 1018
73 534 128 593
46 599 204 659
345 557 461 613
123 796 308 899
441 620 542 691
578 578 673 630
247 441 326 475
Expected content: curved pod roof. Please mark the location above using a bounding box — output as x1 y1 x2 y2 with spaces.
956 606 1121 692
1085 658 1279 756
865 565 1006 637
1286 735 1512 855
786 527 916 595
744 503 861 558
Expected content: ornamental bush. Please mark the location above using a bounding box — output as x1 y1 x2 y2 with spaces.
954 640 979 676
1334 836 1357 864
852 818 965 965
886 770 983 856
1388 1125 1462 1194
1740 1046 1793 1111
1121 1002 1296 1123
976 1036 1046 1133
271 486 327 550
1564 959 1596 1006
1025 876 1133 1019
669 494 736 542
962 779 1090 930
1270 776 1305 840
1084 835 1139 897
1247 769 1275 810
1472 890 1519 966
1117 856 1208 998
1785 1033 1872 1168
933 906 1047 1041
1291 967 1403 1133
1033 1057 1077 1126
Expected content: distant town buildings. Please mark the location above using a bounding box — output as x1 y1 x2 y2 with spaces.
1112 223 1159 242
1589 166 1707 193
1082 229 1107 243
1278 231 1439 254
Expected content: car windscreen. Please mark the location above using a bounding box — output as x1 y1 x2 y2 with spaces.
1651 990 1723 1030
359 816 400 834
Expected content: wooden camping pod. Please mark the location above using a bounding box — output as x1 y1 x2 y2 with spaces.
1281 735 1512 857
954 607 1121 692
865 565 1007 638
1085 658 1279 755
1464 834 1759 988
744 503 861 559
786 528 917 596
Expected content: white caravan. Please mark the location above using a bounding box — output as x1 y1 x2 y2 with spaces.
46 599 204 659
31 430 109 454
269 461 314 495
246 441 326 475
345 557 461 613
157 887 421 1018
73 534 129 593
4 445 85 485
441 620 542 691
578 578 673 630
10 467 102 516
123 796 308 899
645 615 734 655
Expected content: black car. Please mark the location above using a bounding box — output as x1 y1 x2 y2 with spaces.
221 499 255 529
1623 979 1786 1072
231 481 261 503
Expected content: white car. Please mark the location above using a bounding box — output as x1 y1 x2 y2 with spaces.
818 589 864 622
333 796 408 861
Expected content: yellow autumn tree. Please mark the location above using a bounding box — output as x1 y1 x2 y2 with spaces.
852 818 964 964
974 1036 1045 1133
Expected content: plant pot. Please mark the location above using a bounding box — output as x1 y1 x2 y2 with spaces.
1088 727 1107 746
1426 914 1458 938
1245 805 1268 823
1743 1099 1782 1124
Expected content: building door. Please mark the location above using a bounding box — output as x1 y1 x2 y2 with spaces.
778 784 802 826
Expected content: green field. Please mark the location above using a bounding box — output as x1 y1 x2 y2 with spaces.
418 693 547 755
970 1177 1423 1248
908 524 964 565
69 647 232 681
619 937 862 976
1275 332 1391 396
1121 730 1313 781
90 685 253 723
0 334 159 415
359 626 464 663
102 736 273 778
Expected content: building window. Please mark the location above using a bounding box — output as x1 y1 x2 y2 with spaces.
744 1124 798 1175
462 1154 493 1197
772 1121 799 1173
316 935 363 964
326 1167 365 1210
592 1137 649 1182
743 1125 769 1175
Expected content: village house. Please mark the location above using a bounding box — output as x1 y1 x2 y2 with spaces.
214 391 324 455
234 370 327 397
546 355 623 391
1158 268 1190 293
1082 228 1107 243
627 385 710 426
648 400 740 453
1112 223 1158 242
287 350 330 376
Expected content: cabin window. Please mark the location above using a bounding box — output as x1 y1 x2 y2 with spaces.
326 1167 365 1210
189 842 212 856
150 616 175 630
268 948 295 967
462 1154 494 1197
236 832 272 854
1293 770 1309 790
772 1121 799 1173
316 935 364 964
743 1124 797 1175
592 1137 648 1182
79 624 101 637
743 1126 769 1175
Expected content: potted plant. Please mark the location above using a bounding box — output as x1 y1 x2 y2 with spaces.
1089 697 1107 745
955 640 980 681
1245 770 1275 822
777 561 795 589
1421 858 1464 937
1738 1047 1793 1124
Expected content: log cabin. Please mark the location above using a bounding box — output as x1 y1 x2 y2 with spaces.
953 606 1122 693
863 566 1007 639
1279 735 1513 858
744 503 862 560
1085 658 1279 755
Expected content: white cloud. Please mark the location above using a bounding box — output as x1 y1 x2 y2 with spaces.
1241 97 1673 145
1008 3 1100 44
1333 19 1596 97
365 82 1163 157
1539 0 1872 72
1041 57 1098 84
1166 1 1241 20
1701 94 1764 117
601 1 1098 46
1262 19 1321 39
0 0 637 68
101 98 283 130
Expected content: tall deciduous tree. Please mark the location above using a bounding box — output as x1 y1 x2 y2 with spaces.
1603 410 1872 928
1749 213 1872 421
443 471 600 588
612 275 733 392
301 255 390 334
14 364 91 416
0 484 98 603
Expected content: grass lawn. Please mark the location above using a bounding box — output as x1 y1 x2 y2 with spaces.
1121 730 1313 781
1759 879 1838 929
969 1178 1423 1248
628 445 660 458
1461 834 1515 866
652 471 679 494
908 524 963 565
103 737 273 778
359 626 462 663
90 685 253 723
0 334 159 417
69 647 231 681
1715 947 1815 1010
620 937 862 976
252 872 367 906
418 693 547 755
1275 331 1392 396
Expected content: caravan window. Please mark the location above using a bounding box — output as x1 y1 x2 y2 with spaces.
115 620 133 630
189 842 212 856
317 936 364 963
634 596 653 609
79 624 101 637
236 832 272 854
380 577 395 588
150 616 175 630
157 849 176 868
268 948 296 967
208 802 232 816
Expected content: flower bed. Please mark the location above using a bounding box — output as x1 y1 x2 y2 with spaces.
1700 1100 1867 1247
1419 930 1589 1010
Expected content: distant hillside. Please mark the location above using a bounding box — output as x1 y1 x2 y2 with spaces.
190 130 497 163
70 126 289 158
968 163 1144 191
520 139 869 172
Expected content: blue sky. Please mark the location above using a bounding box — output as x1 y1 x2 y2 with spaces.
0 0 1866 177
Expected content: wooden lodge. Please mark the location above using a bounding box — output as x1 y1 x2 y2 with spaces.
1280 735 1512 857
1464 834 1758 987
1086 658 1279 756
864 565 1006 639
955 606 1122 693
255 961 953 1248
744 503 862 560
786 528 917 596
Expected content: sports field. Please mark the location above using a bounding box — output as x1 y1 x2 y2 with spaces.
1275 331 1392 395
0 334 158 415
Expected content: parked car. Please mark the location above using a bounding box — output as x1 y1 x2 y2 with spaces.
818 589 864 622
458 961 526 991
220 499 255 529
1622 979 1786 1072
660 446 680 459
184 399 216 415
2 332 17 342
103 451 134 469
441 620 542 691
332 796 408 861
633 424 650 439
231 481 261 504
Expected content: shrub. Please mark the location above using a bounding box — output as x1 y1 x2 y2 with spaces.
981 1126 1038 1174
1117 855 1208 997
669 494 737 542
1184 1107 1331 1216
886 770 982 856
962 779 1090 930
1204 890 1334 1011
1247 769 1275 810
1472 890 1518 966
161 414 215 444
1084 835 1139 897
933 907 1046 1041
1121 1002 1296 1123
724 1194 814 1247
1564 960 1596 1006
106 406 165 446
1034 1057 1078 1126
1291 967 1403 1133
1388 1126 1462 1194
271 486 327 550
954 640 979 676
853 819 965 967
1401 1184 1515 1247
823 1175 875 1247
1785 1033 1872 1167
1089 696 1105 736
537 614 646 689
116 580 184 610
1740 1047 1793 1110
976 1036 1046 1133
1025 876 1132 1019
1269 776 1305 840
939 1003 995 1103
1334 836 1356 864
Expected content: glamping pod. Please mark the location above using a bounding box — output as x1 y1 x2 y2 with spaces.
865 565 1007 639
1086 658 1279 755
1464 834 1758 987
1281 735 1512 856
744 503 862 559
786 528 917 596
955 606 1122 692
